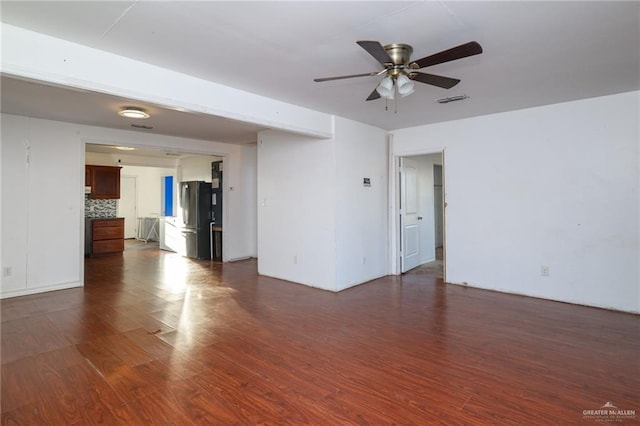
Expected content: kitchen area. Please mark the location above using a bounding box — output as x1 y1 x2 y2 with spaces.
85 145 223 261
160 160 223 260
84 165 126 256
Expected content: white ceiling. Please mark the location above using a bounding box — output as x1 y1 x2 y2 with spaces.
0 76 265 144
1 1 639 144
85 143 215 160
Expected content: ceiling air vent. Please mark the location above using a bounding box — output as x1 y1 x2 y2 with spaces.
131 123 153 130
436 94 469 104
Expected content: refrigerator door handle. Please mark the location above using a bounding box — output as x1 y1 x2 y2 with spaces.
181 183 190 226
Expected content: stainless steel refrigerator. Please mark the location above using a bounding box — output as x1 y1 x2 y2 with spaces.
180 181 212 259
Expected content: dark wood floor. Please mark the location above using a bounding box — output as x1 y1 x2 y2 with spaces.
2 242 639 425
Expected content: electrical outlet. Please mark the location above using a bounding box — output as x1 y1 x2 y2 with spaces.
293 255 298 265
541 265 550 277
2 267 12 277
362 256 366 265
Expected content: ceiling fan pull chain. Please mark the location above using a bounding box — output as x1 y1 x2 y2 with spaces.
395 84 398 114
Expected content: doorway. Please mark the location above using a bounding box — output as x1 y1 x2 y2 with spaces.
118 176 138 239
397 152 445 276
433 164 444 256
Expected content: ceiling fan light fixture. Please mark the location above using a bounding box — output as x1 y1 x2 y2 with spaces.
376 76 394 99
400 85 415 98
396 74 415 97
118 107 150 119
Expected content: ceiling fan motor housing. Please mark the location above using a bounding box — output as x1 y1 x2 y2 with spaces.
384 43 413 77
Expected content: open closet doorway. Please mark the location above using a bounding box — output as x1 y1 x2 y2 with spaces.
398 152 444 279
433 164 444 264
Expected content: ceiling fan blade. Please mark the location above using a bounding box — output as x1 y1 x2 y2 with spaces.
411 72 461 89
366 88 381 101
411 41 483 69
357 41 393 66
314 72 379 82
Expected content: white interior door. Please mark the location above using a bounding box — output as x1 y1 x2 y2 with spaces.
118 176 137 239
400 157 421 272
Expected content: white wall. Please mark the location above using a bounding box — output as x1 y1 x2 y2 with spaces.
1 113 258 298
257 117 388 292
238 146 258 258
1 115 84 296
392 91 640 313
85 151 178 169
257 130 337 290
178 155 221 183
120 166 177 218
334 117 389 290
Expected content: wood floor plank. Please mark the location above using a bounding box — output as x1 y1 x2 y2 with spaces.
122 328 176 358
31 345 85 372
145 375 240 425
47 308 119 345
75 338 125 377
1 241 638 424
126 390 197 426
153 351 208 380
1 357 44 412
36 368 84 425
1 403 50 426
102 333 156 366
61 362 139 425
0 329 39 365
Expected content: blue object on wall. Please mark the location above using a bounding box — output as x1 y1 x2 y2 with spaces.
163 176 174 216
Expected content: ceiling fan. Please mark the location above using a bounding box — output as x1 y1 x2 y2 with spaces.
314 41 483 101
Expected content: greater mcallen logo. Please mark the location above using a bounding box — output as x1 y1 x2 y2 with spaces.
583 401 636 422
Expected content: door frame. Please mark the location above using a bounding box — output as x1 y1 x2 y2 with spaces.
389 150 446 280
82 139 230 262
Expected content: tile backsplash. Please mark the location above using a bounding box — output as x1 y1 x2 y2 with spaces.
85 195 117 218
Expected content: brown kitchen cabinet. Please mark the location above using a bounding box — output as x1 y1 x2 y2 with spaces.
91 218 124 255
86 165 121 199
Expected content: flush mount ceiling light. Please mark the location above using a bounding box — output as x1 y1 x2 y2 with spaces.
118 107 150 119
